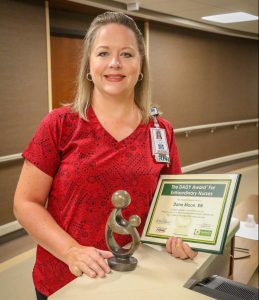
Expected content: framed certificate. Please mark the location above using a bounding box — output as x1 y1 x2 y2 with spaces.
141 174 241 254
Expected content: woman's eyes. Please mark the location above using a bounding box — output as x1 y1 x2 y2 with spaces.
97 52 133 58
97 51 109 57
121 52 133 58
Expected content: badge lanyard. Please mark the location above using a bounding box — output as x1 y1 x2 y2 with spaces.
150 107 170 164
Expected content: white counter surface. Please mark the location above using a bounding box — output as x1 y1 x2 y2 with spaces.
49 218 239 300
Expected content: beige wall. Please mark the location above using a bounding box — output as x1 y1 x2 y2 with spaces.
0 0 49 156
0 161 24 225
0 0 48 225
177 126 258 166
149 23 258 165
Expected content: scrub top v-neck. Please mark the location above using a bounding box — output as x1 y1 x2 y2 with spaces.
88 106 145 149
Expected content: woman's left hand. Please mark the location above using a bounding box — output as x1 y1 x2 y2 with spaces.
166 237 198 260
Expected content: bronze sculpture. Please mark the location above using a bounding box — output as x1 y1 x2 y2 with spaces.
105 190 141 271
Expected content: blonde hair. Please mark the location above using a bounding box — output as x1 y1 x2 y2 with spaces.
72 11 151 122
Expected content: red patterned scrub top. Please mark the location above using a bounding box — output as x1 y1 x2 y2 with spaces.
22 106 182 296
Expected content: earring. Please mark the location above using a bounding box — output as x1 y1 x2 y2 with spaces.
138 73 143 82
86 73 93 81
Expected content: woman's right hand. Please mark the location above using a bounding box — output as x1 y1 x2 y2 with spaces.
65 245 114 278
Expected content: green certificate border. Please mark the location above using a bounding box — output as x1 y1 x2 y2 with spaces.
146 179 231 245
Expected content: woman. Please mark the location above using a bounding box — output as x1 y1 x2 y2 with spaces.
14 12 197 299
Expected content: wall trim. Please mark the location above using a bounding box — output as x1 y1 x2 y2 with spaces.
45 0 53 112
0 153 22 163
1 150 257 237
182 150 258 173
0 221 23 237
174 119 258 136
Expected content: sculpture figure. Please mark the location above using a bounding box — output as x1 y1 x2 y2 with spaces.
105 190 141 271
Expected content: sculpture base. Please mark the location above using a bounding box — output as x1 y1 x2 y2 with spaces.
107 256 138 272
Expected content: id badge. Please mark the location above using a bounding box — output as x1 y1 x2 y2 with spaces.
150 128 170 163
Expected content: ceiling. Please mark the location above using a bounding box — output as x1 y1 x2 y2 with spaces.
113 0 258 35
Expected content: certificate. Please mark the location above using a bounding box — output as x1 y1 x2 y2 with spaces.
141 174 241 254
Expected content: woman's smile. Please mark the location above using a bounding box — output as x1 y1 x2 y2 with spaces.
104 73 126 82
